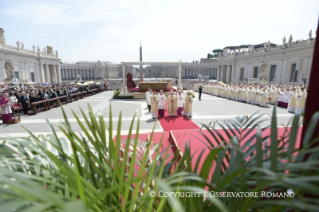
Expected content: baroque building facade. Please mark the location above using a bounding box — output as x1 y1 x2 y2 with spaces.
0 28 61 83
145 32 315 84
213 34 315 84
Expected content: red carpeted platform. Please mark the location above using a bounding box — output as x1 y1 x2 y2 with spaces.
147 132 175 161
157 102 200 131
169 127 302 174
130 87 176 92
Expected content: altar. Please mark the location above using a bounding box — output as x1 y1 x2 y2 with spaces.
138 82 167 91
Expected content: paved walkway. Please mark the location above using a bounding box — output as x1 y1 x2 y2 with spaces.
0 91 296 138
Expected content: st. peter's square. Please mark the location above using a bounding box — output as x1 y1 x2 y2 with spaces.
0 1 319 211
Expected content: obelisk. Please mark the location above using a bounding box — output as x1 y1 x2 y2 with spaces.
139 41 143 82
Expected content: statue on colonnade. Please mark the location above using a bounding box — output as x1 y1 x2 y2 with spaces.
4 59 15 80
288 34 293 45
282 36 287 45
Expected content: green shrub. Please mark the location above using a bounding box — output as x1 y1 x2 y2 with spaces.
113 89 122 98
0 105 319 211
114 95 134 99
185 90 195 98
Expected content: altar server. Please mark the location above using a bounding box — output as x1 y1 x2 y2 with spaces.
167 90 177 117
157 90 166 117
277 89 284 107
184 92 193 118
176 90 184 115
150 91 159 119
145 88 152 112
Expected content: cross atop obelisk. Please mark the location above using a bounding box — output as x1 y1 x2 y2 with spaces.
139 41 143 82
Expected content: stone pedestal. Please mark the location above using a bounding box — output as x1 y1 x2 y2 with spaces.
4 78 29 85
139 82 167 91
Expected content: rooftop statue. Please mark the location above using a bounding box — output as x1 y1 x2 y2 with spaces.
282 36 286 45
288 34 293 44
309 30 312 39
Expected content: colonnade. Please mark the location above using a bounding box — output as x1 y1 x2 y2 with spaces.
42 64 61 84
183 67 218 79
217 65 233 83
60 68 97 80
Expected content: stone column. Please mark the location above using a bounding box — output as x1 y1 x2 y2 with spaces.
178 61 182 89
38 62 44 83
225 65 229 82
122 65 126 89
60 69 63 80
56 65 61 83
43 64 49 83
217 66 221 81
52 65 57 83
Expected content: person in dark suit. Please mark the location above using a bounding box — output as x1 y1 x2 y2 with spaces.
198 85 203 100
20 92 29 115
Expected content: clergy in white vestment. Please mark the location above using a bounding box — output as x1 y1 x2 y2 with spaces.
269 86 277 105
277 89 284 107
157 90 166 117
288 88 298 113
259 87 268 107
167 90 177 117
145 88 152 112
296 87 307 113
282 89 290 109
184 92 193 118
150 91 159 119
176 90 184 115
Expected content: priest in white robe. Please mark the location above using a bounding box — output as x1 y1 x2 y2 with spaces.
145 88 152 112
150 91 158 119
176 90 184 115
184 92 193 118
157 90 166 117
167 90 177 117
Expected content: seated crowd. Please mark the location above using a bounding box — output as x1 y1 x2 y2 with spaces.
0 82 107 124
193 82 307 113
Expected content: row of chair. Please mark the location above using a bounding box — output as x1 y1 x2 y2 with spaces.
16 89 102 115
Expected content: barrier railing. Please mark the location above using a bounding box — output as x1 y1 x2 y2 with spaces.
28 89 104 115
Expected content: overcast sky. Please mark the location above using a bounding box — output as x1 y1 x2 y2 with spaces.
1 0 318 64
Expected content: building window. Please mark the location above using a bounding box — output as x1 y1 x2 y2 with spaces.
30 72 35 82
290 63 298 82
253 67 258 78
269 65 276 81
240 68 244 81
14 71 19 79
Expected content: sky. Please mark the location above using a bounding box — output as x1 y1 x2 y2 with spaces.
1 0 318 64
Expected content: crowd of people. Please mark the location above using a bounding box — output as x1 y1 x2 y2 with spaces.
0 81 107 124
145 88 193 119
193 82 307 113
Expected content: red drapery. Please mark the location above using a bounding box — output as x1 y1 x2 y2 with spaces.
301 20 319 148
